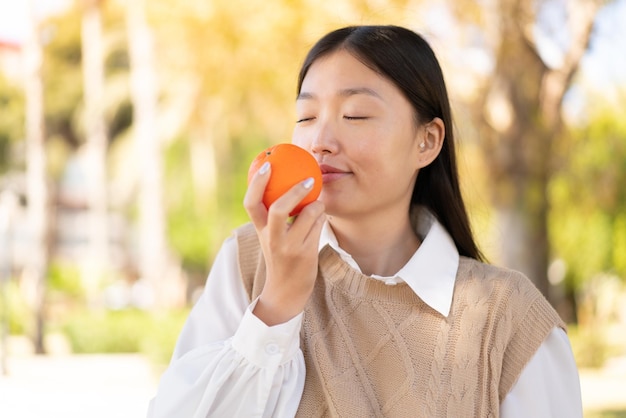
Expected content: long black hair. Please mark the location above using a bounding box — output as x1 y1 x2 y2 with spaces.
297 25 484 261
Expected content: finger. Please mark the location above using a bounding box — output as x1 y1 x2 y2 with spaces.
244 162 271 227
288 200 326 245
267 177 317 236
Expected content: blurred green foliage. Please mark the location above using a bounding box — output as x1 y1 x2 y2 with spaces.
0 75 24 172
568 323 615 368
60 308 188 365
585 410 626 418
550 102 626 292
164 138 215 273
0 281 29 334
41 2 130 150
48 261 84 298
41 7 83 149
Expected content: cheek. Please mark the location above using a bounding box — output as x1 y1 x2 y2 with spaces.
351 143 390 181
291 128 310 150
352 127 399 162
357 131 419 177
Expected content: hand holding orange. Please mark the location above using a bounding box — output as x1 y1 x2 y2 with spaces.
247 143 322 216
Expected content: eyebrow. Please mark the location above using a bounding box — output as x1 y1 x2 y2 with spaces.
297 87 383 101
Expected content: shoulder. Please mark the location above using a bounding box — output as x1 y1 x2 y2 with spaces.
458 256 527 283
455 257 564 332
455 258 566 399
456 257 543 304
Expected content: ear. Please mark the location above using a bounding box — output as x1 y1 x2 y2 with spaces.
416 117 445 168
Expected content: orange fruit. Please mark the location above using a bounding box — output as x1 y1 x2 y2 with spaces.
248 143 322 216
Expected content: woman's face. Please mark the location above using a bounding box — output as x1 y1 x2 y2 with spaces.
293 49 425 220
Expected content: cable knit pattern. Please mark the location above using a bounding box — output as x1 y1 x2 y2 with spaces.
235 223 565 418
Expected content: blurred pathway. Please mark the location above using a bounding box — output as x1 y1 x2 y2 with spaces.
580 356 626 414
0 352 159 418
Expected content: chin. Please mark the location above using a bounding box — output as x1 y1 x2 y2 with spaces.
319 192 358 218
322 203 354 220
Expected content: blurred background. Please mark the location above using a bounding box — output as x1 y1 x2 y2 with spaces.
0 0 625 416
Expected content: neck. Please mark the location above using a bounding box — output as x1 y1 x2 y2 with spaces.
328 210 420 277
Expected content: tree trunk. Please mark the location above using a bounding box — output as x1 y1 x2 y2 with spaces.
476 0 601 307
126 0 183 308
81 0 109 299
23 0 50 354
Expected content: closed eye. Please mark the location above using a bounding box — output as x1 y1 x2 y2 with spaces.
344 116 369 120
296 117 315 123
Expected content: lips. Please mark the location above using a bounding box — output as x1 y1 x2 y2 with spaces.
319 164 345 174
319 164 350 183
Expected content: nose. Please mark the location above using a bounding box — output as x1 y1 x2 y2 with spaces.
310 119 339 156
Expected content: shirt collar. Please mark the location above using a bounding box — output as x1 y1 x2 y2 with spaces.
318 209 459 317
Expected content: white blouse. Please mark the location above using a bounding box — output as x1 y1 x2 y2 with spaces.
148 214 582 418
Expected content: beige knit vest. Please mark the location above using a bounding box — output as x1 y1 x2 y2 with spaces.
234 223 565 418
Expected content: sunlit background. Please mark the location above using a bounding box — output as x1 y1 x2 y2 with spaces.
0 0 625 417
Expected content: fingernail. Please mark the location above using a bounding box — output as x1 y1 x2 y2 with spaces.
302 177 314 189
259 161 270 175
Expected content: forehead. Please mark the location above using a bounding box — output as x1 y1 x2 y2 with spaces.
300 50 396 96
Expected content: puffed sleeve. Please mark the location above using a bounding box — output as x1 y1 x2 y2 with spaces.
500 327 582 418
147 235 305 418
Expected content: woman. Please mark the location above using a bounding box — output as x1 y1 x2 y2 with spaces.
148 25 582 417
